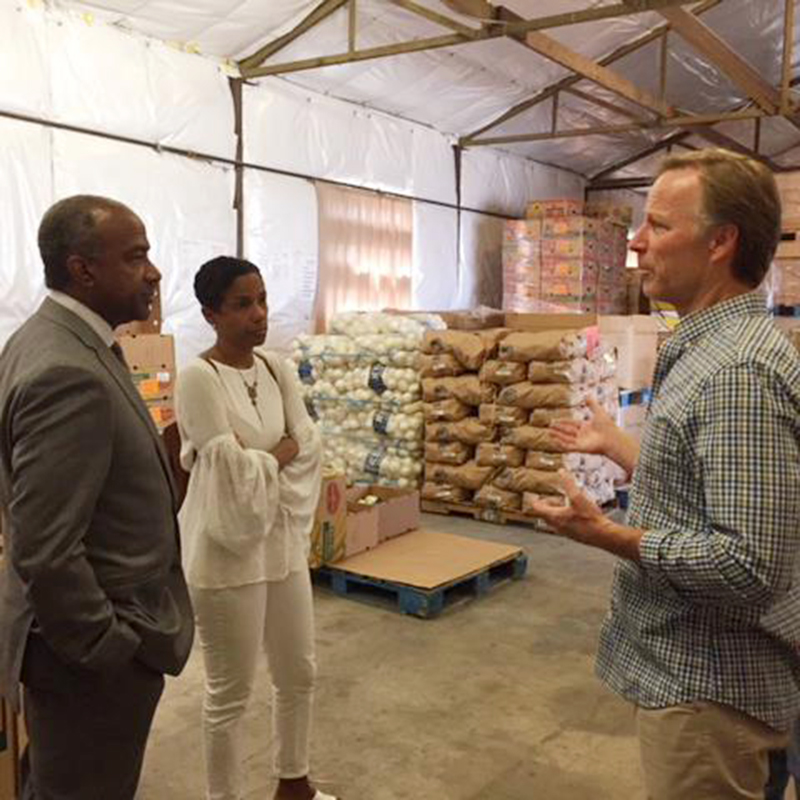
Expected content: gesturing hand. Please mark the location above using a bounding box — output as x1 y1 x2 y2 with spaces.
549 397 617 456
528 470 641 561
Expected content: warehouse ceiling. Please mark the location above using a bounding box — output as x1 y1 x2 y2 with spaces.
55 0 800 185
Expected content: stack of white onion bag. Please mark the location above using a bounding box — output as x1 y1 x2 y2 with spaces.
291 312 442 487
422 324 624 514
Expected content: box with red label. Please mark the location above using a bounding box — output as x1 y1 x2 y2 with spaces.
309 472 348 568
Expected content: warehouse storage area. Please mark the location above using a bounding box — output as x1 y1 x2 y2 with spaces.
1 1 800 798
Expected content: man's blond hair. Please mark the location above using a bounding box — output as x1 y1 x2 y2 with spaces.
658 148 781 288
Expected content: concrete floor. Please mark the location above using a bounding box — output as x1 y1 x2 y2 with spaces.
138 514 645 799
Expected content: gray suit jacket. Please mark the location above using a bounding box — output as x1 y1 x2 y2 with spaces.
0 298 194 709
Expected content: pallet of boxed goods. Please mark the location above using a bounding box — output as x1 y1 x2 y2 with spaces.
313 529 527 618
505 199 630 315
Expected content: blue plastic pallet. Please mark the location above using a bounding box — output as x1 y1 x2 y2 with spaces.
313 552 528 618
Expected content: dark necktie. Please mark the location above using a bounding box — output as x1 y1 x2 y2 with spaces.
110 341 128 368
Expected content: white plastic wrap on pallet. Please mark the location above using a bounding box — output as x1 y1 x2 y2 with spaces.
52 130 236 366
412 203 459 311
243 169 319 353
0 117 53 348
0 4 49 118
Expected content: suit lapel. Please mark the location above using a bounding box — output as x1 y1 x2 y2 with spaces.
37 300 179 506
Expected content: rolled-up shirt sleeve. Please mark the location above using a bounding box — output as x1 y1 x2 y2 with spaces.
639 362 800 608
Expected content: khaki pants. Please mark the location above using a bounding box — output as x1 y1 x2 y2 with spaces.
636 701 789 800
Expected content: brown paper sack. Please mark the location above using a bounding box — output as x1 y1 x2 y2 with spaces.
474 484 521 511
527 358 594 384
494 467 566 495
498 382 586 409
423 398 472 422
502 425 565 452
425 419 496 444
424 441 474 465
529 406 591 426
525 451 579 471
498 329 588 362
419 353 465 378
475 443 525 467
479 360 528 385
425 460 495 490
424 375 496 406
421 482 472 504
479 404 529 427
422 330 488 370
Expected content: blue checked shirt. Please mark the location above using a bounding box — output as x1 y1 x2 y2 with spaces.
596 292 800 730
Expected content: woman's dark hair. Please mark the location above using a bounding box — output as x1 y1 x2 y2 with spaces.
194 256 261 311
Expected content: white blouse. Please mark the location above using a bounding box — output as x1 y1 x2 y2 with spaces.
175 348 322 588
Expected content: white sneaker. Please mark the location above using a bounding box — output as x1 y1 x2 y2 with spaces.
313 792 338 800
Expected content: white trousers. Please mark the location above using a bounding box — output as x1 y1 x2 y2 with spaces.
190 569 317 800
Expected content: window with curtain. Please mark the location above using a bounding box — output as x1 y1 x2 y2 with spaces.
314 182 413 333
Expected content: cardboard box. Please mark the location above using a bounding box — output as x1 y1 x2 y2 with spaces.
348 485 420 542
503 312 597 331
435 309 506 330
599 315 660 390
309 472 348 569
345 498 380 558
117 333 175 371
117 334 177 432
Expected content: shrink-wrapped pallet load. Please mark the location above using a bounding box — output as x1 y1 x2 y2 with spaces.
292 312 442 488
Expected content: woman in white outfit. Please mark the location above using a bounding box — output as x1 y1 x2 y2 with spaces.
175 256 336 800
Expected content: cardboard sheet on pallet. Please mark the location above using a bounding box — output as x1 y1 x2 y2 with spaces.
332 528 522 590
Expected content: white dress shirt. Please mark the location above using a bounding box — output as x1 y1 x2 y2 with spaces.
48 291 115 347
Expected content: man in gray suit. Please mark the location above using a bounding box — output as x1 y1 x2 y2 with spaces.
0 195 194 799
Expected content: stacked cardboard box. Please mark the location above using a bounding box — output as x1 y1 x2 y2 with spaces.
117 333 176 432
504 199 630 315
309 471 421 567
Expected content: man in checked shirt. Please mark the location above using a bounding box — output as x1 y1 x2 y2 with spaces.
531 148 800 800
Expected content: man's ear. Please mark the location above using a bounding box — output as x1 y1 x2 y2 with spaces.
708 223 739 266
65 254 95 288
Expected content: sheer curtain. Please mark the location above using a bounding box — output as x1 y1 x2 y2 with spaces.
314 182 413 333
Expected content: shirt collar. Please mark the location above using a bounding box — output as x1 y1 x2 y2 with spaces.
670 291 768 351
48 290 116 347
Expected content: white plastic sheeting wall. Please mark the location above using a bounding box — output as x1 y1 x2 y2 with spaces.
243 170 319 352
0 3 583 356
0 117 52 346
243 80 458 204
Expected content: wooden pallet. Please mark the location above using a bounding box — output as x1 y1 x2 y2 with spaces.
313 551 528 618
420 499 553 531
